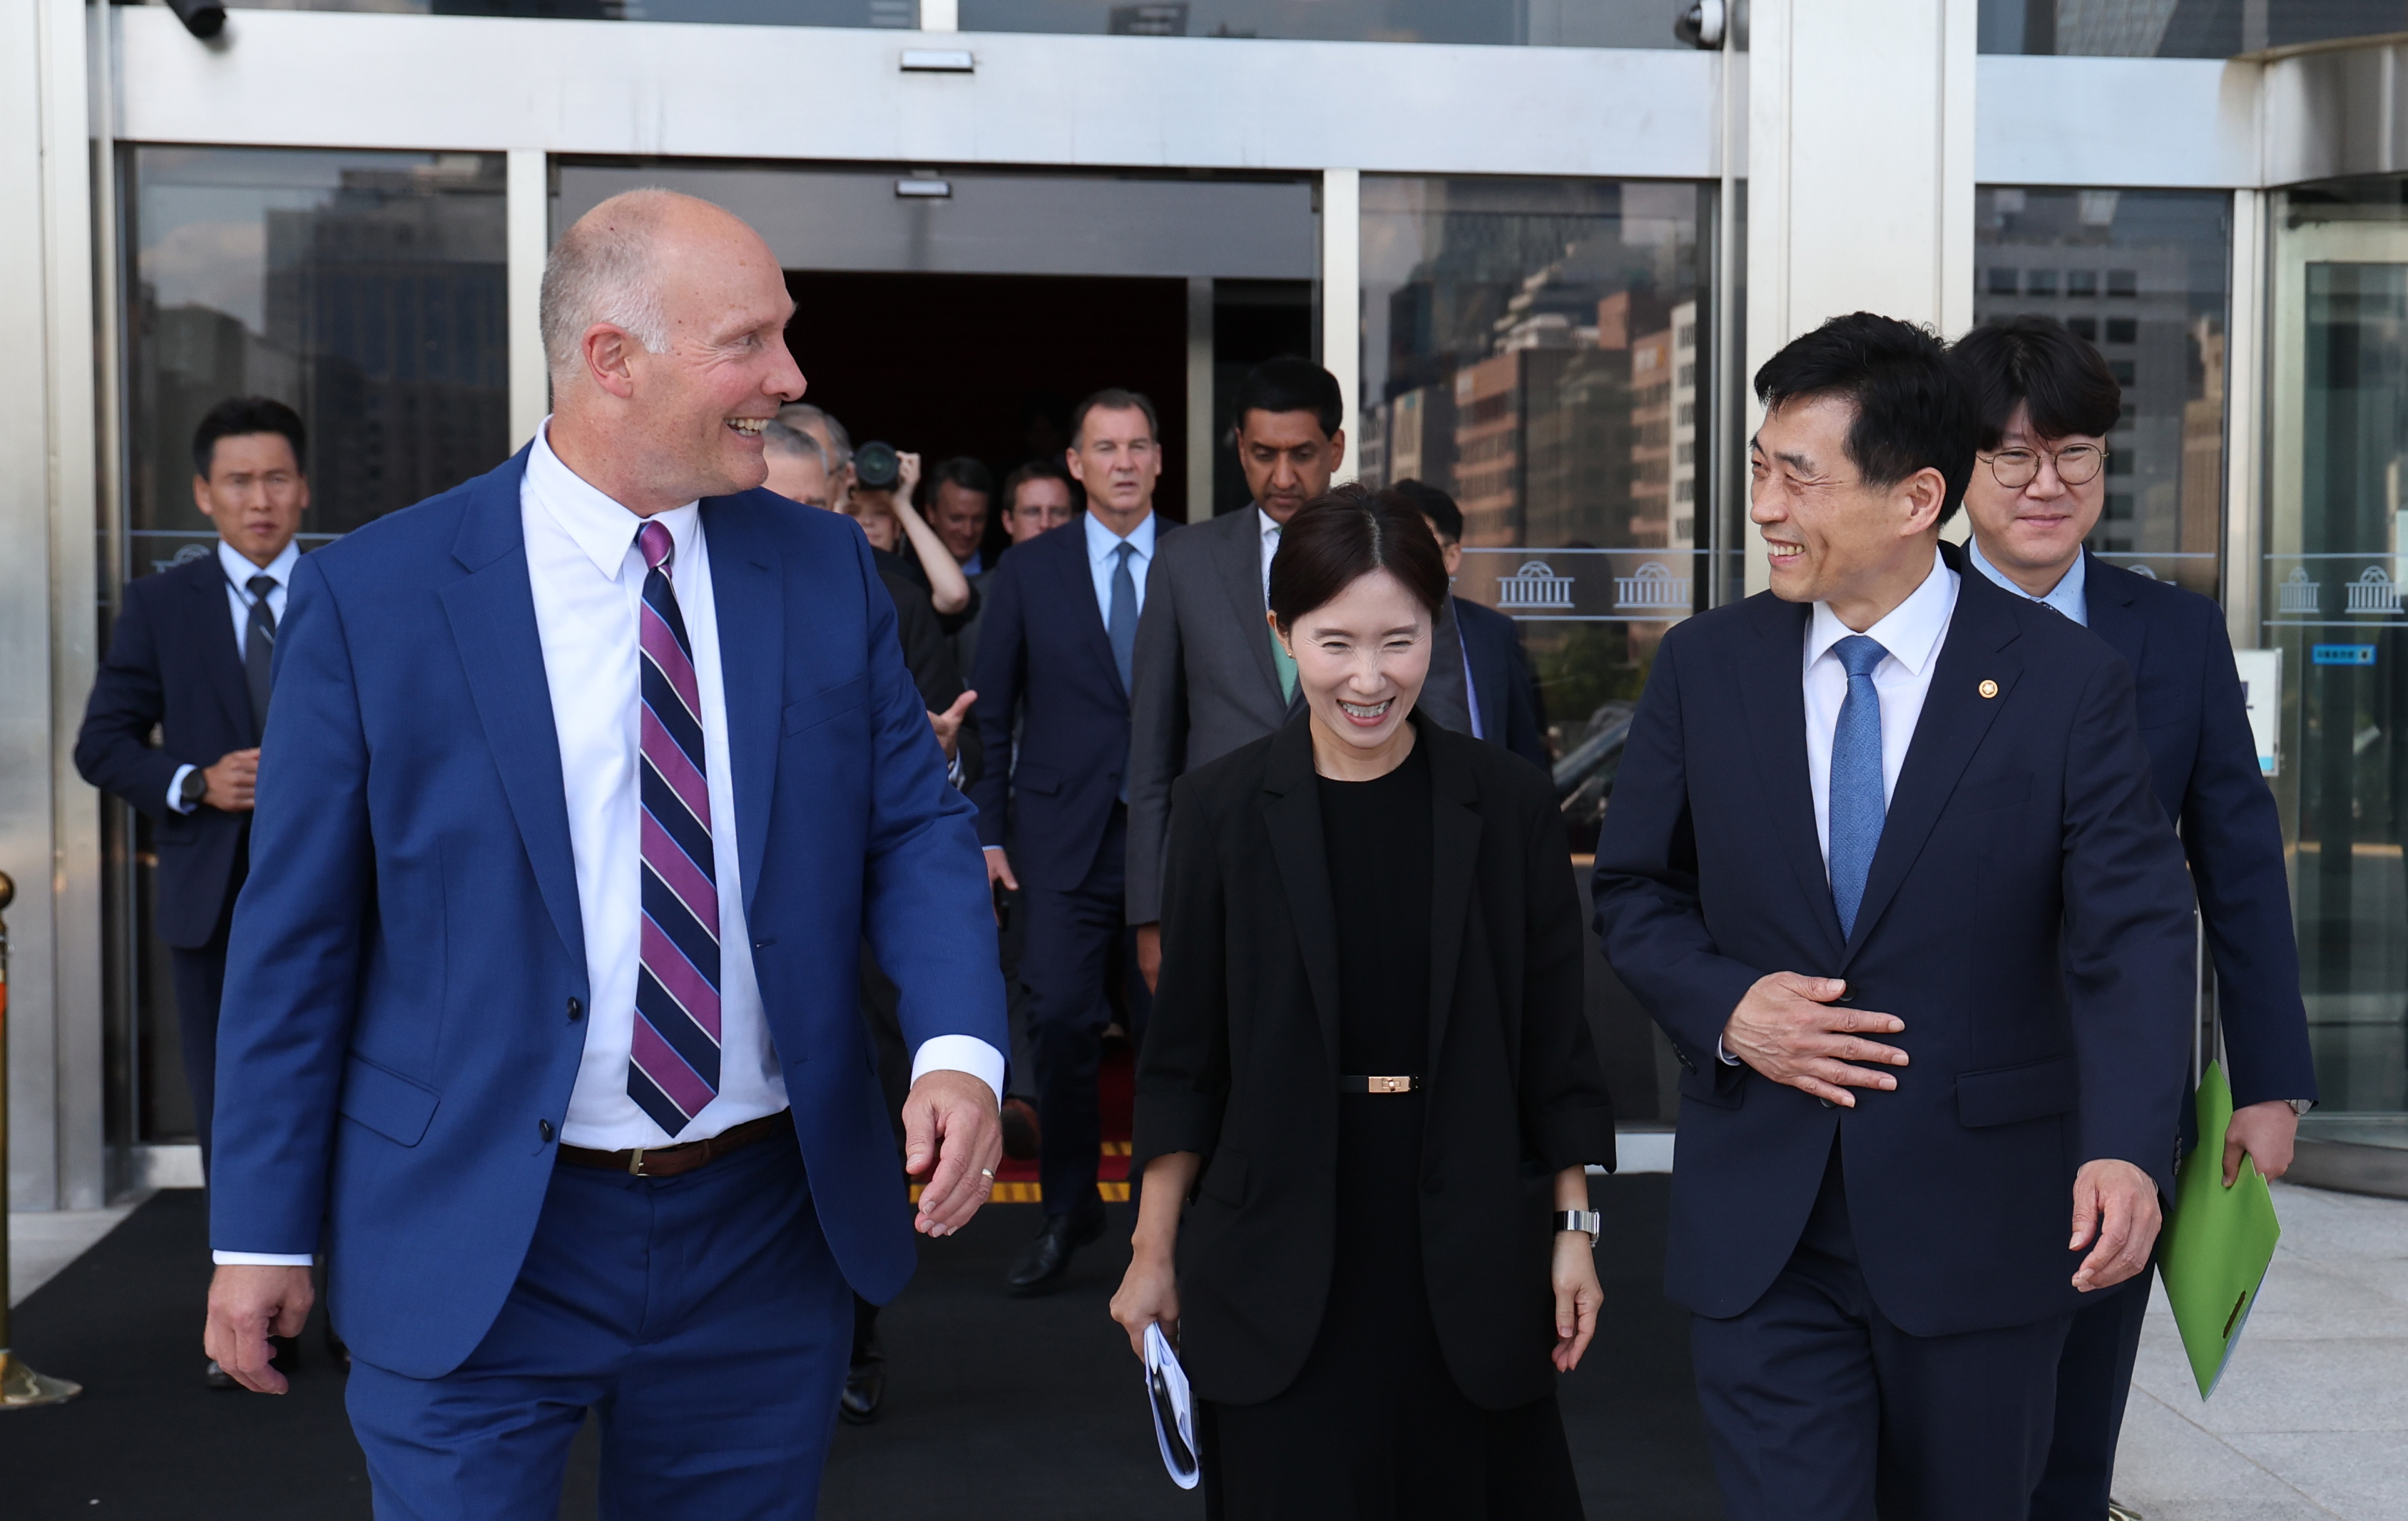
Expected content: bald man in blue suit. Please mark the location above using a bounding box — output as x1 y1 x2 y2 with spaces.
202 191 1006 1520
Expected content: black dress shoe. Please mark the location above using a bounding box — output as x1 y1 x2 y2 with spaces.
1000 1097 1041 1161
205 1358 238 1391
840 1354 886 1425
1006 1203 1106 1296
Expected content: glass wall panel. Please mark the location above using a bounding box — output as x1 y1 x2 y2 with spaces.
109 146 509 1147
2265 176 2408 1141
1974 187 2228 599
1977 0 2407 56
1356 176 1713 852
226 0 1683 43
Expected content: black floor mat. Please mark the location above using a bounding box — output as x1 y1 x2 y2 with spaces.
0 1179 1717 1519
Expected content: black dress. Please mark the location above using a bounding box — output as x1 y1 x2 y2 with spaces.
1203 738 1583 1520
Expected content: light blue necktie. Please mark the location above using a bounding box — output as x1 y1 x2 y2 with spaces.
1108 541 1138 695
1827 634 1890 939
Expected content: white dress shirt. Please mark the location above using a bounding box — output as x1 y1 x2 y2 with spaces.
1255 505 1282 602
168 539 300 813
1802 548 1961 870
1084 508 1157 624
1967 536 2088 626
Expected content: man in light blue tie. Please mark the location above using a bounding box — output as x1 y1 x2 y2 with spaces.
1593 313 2198 1519
970 388 1165 1293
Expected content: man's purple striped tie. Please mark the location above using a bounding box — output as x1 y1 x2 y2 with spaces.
630 520 721 1136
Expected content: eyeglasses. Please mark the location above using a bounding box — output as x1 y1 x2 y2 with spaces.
1984 442 2107 489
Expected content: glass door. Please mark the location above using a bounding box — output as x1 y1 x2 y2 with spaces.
2266 193 2408 1141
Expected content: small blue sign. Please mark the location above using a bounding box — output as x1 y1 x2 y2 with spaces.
2312 644 2378 666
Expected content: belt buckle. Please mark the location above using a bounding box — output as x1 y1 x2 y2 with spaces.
1368 1074 1412 1094
627 1147 648 1177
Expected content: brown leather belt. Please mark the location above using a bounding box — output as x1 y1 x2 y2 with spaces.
556 1110 790 1179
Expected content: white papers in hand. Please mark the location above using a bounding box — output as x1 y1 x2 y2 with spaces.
1143 1322 1200 1490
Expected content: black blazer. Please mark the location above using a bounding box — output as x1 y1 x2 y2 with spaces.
878 566 982 790
2081 552 2315 1109
1133 716 1616 1410
74 552 260 950
1591 548 2198 1336
1454 595 1550 772
968 517 1175 890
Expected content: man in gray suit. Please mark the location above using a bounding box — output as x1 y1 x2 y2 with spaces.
1124 357 1471 985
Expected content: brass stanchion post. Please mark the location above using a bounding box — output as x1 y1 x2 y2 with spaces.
0 870 82 1408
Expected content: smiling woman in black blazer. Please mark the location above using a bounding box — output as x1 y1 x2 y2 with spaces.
1111 486 1618 1520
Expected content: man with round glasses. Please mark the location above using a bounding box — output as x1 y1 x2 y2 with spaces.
1949 317 2317 1521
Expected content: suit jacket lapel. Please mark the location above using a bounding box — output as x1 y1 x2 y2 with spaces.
437 450 588 973
2082 551 2148 676
1738 595 1847 960
1055 522 1128 701
1215 510 1287 713
1262 720 1341 1073
703 497 781 915
1840 576 2024 966
189 557 258 743
1425 729 1481 1074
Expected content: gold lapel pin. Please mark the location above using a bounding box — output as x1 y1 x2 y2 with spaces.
1978 679 1999 699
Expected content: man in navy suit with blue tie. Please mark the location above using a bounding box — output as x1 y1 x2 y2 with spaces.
1593 314 2200 1518
200 190 1006 1517
1947 317 2318 1521
971 387 1163 1294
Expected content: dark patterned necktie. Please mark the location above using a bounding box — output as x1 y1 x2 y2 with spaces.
245 574 277 733
628 521 722 1136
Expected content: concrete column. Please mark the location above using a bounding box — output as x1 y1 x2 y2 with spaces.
0 0 106 1211
1743 0 1979 591
1320 168 1360 485
507 149 552 454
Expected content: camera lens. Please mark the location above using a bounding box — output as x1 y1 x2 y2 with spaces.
854 441 901 491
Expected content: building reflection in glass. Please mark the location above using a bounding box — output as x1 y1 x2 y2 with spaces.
1357 176 1710 849
1974 186 2228 599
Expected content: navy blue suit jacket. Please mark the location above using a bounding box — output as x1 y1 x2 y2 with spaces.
1454 595 1549 773
2083 553 2316 1109
207 449 1006 1379
969 517 1163 890
1592 554 2198 1336
75 552 260 949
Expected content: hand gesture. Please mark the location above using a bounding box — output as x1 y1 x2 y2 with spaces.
927 690 975 760
897 451 922 501
1720 972 1907 1107
1551 1233 1602 1372
203 748 261 812
203 1263 314 1393
904 1069 1003 1237
2069 1159 2161 1292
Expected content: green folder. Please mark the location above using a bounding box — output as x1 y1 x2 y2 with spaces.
2155 1062 2282 1398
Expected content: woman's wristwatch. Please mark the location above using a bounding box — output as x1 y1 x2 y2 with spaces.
1554 1209 1603 1247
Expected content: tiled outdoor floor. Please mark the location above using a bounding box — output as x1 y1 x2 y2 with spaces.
2116 1181 2408 1521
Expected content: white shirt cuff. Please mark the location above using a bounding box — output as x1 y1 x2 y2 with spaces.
912 1034 1006 1107
1716 1037 1742 1066
212 1251 315 1267
169 763 198 814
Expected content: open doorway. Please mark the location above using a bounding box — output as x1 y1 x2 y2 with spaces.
783 270 1193 525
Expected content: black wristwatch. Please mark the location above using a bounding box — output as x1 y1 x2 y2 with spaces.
178 766 209 812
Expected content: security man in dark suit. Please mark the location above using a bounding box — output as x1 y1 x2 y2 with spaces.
1948 317 2317 1521
75 395 310 1389
971 388 1167 1293
1395 478 1551 771
1593 315 2200 1518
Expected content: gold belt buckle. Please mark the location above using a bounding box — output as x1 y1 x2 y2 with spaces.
1367 1074 1414 1094
627 1147 648 1177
